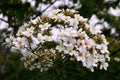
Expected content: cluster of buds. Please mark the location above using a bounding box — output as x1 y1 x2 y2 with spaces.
6 9 110 72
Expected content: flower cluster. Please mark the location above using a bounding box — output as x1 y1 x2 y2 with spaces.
6 9 110 72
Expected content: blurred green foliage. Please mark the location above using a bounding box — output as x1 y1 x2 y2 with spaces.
0 0 120 80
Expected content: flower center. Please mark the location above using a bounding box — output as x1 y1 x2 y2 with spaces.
67 41 70 44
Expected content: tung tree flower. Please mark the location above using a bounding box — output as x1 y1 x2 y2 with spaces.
6 9 110 72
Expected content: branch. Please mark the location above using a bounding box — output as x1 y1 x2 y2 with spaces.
0 18 8 23
33 0 58 19
110 47 120 56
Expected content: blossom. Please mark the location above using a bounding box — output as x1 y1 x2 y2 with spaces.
37 33 45 43
81 37 95 49
63 37 76 47
69 19 79 28
63 27 74 36
79 31 86 40
64 46 75 56
56 13 65 21
75 39 82 50
90 27 102 34
12 37 26 49
100 62 108 70
84 23 90 32
69 28 82 37
63 16 71 23
74 51 85 62
100 34 109 44
6 9 110 72
58 29 66 39
5 38 12 46
84 55 98 67
78 45 86 54
96 54 105 62
74 14 81 21
16 30 23 36
48 12 57 19
31 36 39 45
96 44 109 54
105 54 110 61
66 9 77 13
22 30 32 37
39 23 51 31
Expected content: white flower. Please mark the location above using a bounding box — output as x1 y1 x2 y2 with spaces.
39 23 51 31
58 29 66 39
28 26 35 33
74 14 81 21
16 30 23 36
37 33 45 43
96 54 105 62
85 51 91 57
22 30 31 37
78 16 87 22
79 31 86 40
100 62 108 70
90 27 102 34
48 12 57 19
5 38 12 46
83 55 98 68
79 45 87 54
63 27 74 37
75 39 82 50
66 9 77 13
64 46 75 56
74 52 85 62
31 36 39 45
63 16 71 23
63 37 76 47
81 36 95 49
100 35 109 44
56 13 65 21
84 23 90 31
92 48 97 55
96 44 109 54
12 37 25 49
90 66 94 72
69 19 79 28
69 28 82 37
105 54 110 61
20 49 32 56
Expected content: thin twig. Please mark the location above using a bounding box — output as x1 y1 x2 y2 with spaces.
34 0 58 19
110 47 120 56
0 18 8 23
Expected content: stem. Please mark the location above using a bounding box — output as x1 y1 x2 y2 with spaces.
0 18 8 23
110 47 120 56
